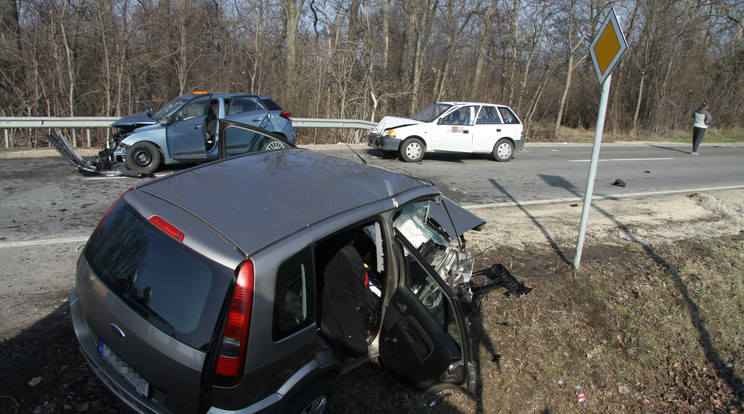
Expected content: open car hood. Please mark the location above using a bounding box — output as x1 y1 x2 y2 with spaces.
373 116 422 133
429 198 485 239
111 112 157 129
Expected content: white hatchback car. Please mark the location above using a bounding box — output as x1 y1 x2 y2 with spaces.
368 102 524 162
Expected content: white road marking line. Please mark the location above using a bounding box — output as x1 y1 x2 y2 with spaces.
0 237 88 248
569 157 674 162
463 185 744 210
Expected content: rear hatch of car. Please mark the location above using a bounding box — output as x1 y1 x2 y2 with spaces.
71 189 242 413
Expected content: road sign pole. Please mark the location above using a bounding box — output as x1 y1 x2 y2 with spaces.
573 73 612 269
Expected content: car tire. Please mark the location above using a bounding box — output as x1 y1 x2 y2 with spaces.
125 142 161 173
261 139 287 151
399 138 425 163
284 378 333 414
492 139 514 162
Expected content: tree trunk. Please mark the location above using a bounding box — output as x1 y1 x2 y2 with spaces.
474 0 496 95
554 54 573 136
506 0 520 104
281 0 305 82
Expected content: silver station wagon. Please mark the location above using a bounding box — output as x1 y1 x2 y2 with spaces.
69 142 486 413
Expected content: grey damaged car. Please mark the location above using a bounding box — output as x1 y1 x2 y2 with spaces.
106 92 295 174
69 135 486 413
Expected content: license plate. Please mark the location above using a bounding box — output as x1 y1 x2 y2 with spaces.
98 339 150 397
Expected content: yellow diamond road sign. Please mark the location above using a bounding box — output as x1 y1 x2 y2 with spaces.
590 8 627 85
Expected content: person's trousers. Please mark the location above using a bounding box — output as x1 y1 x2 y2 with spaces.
692 127 706 152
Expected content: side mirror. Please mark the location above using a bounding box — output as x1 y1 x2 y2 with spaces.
158 116 170 125
437 118 444 125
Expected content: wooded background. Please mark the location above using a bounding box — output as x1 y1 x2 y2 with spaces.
1 0 742 145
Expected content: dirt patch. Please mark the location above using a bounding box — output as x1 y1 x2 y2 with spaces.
2 190 743 413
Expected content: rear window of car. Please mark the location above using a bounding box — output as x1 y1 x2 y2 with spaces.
84 200 233 350
260 98 282 111
227 97 265 115
498 107 520 124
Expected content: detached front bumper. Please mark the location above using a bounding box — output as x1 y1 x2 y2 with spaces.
112 144 128 163
367 133 402 152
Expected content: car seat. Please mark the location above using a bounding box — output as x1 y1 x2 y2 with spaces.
204 103 218 151
320 233 377 358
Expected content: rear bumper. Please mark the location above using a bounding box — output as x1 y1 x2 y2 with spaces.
69 291 159 414
515 138 524 151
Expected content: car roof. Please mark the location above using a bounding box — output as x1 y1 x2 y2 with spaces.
180 92 272 100
135 149 437 255
437 101 511 107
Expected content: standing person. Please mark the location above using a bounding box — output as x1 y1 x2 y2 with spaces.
691 102 712 155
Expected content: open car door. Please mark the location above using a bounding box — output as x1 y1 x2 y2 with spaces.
379 232 476 404
217 119 295 159
166 94 212 160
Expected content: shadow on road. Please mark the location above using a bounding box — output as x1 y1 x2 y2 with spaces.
649 144 693 155
0 303 123 413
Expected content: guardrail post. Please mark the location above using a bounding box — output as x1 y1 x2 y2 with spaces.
86 129 91 147
4 130 8 149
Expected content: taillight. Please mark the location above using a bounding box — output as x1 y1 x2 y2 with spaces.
91 188 133 237
280 111 292 120
148 216 184 242
215 260 254 387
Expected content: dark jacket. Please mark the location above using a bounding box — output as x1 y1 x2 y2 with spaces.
692 106 712 129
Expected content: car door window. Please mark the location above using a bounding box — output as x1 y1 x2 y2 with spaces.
400 243 461 346
227 97 264 115
221 123 289 157
441 106 473 125
498 106 520 124
476 106 502 125
174 96 210 121
273 248 316 341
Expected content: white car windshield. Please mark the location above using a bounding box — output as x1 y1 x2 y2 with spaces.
412 103 452 123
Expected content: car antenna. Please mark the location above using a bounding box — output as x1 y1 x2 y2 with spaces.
344 143 367 165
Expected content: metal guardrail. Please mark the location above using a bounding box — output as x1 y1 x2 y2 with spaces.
0 117 119 128
0 117 377 148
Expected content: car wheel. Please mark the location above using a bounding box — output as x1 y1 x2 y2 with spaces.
262 140 287 151
400 138 425 163
125 142 161 173
284 378 333 414
492 139 514 162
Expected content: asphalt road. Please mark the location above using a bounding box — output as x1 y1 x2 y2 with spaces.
325 142 744 207
1 142 742 337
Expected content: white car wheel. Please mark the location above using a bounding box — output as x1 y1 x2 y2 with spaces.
400 138 424 163
492 139 514 162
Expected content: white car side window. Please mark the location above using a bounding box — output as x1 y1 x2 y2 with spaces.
476 106 502 125
440 107 472 125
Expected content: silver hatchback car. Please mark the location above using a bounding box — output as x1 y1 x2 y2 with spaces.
70 144 485 413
